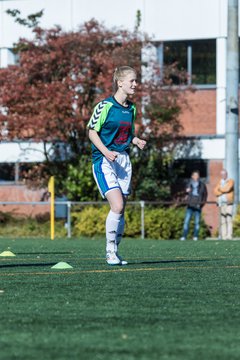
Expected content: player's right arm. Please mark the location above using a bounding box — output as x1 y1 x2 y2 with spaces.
88 129 118 162
87 101 118 162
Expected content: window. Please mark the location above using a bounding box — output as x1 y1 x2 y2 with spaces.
0 162 39 185
162 40 216 85
0 48 17 69
0 163 15 182
192 40 216 84
171 159 208 197
19 163 38 182
164 41 187 84
172 159 208 181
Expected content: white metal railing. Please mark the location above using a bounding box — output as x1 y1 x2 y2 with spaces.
0 200 218 239
0 200 146 239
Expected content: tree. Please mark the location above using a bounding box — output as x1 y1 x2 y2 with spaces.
0 19 188 200
131 59 188 200
5 8 44 28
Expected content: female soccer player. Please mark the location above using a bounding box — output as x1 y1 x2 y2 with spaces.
87 66 146 265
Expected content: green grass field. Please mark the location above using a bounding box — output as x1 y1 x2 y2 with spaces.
1 238 240 360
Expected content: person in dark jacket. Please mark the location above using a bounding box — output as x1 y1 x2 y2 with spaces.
180 170 208 241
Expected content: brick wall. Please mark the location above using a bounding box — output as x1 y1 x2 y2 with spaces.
179 89 216 136
177 89 223 235
0 185 49 217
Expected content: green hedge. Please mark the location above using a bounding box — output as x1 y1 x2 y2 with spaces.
0 206 210 239
233 206 240 237
0 212 67 238
72 205 210 239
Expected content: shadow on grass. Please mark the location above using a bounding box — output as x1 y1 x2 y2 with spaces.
15 252 73 255
0 262 56 268
127 259 220 266
0 259 223 269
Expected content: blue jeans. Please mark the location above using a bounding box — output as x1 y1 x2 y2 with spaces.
183 207 201 238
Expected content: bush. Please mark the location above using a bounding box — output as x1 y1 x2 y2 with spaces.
233 206 240 237
145 207 180 239
72 205 210 239
0 213 67 238
72 206 108 237
145 206 210 239
0 206 210 239
0 211 15 224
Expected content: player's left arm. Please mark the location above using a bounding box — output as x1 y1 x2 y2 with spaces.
131 105 146 150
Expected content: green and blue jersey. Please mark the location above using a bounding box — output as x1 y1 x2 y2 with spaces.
88 96 136 163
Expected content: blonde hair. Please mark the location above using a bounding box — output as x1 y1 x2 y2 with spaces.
113 66 137 92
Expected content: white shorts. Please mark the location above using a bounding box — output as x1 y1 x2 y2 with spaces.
92 151 132 198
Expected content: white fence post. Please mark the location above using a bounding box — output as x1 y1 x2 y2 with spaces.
140 200 145 239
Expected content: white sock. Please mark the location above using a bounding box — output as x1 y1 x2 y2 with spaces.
117 215 125 248
106 210 122 253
